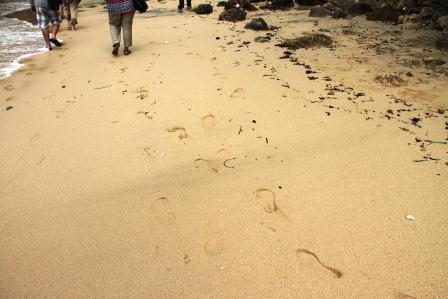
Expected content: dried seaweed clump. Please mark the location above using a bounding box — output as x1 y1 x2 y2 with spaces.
277 33 333 49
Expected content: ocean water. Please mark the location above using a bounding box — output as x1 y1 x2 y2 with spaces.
0 0 47 79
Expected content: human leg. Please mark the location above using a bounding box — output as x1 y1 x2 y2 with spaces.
63 2 71 29
35 6 52 50
122 12 134 54
108 13 122 55
47 8 62 46
70 2 78 30
178 0 185 11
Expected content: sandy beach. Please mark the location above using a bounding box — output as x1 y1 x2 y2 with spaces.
0 1 447 297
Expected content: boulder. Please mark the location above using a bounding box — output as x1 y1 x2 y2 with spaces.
223 0 257 11
419 6 433 18
436 33 448 51
437 15 448 30
219 8 247 22
267 0 294 10
347 3 372 16
309 5 331 17
367 5 402 22
194 4 213 14
245 18 269 30
331 7 347 18
296 0 324 5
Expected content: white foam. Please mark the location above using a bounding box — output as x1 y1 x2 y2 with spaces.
0 47 48 80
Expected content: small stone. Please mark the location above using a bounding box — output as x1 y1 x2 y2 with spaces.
405 214 415 221
6 106 13 110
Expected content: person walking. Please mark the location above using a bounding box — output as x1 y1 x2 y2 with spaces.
177 0 191 13
30 0 63 50
105 0 135 56
63 0 80 30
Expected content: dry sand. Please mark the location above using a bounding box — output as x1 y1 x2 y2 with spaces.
0 1 447 298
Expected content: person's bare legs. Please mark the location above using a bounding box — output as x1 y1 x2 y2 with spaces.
51 23 60 39
41 27 52 50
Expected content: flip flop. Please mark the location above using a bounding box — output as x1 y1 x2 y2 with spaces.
49 38 63 47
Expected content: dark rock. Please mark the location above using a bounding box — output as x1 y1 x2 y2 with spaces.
223 0 258 11
347 3 372 16
245 18 269 30
4 9 37 25
437 15 448 31
219 8 247 22
309 5 331 17
296 0 324 5
276 33 333 49
423 58 446 67
194 4 213 14
436 34 448 51
5 106 13 111
420 6 433 18
331 7 347 18
367 6 402 23
267 0 294 10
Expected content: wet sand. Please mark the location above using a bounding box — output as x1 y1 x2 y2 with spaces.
0 1 447 298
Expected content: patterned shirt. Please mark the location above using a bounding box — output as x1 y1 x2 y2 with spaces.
106 0 135 14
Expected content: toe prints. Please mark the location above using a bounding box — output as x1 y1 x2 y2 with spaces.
167 127 188 139
151 197 176 225
296 249 342 278
255 188 278 213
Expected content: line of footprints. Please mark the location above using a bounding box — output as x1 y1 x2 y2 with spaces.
161 112 342 278
149 190 342 278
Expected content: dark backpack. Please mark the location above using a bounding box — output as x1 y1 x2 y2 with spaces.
133 0 148 13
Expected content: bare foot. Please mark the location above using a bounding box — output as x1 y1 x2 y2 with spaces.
124 47 132 56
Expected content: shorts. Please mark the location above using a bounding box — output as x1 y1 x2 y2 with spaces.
36 6 61 29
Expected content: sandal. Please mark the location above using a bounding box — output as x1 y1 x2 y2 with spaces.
49 38 62 47
124 47 131 56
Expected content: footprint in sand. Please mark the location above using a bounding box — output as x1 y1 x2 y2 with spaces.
3 85 14 91
204 232 224 256
201 114 215 129
255 188 278 213
167 127 188 139
195 148 236 173
393 291 416 299
296 248 342 278
151 197 176 225
194 158 219 173
230 88 246 98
